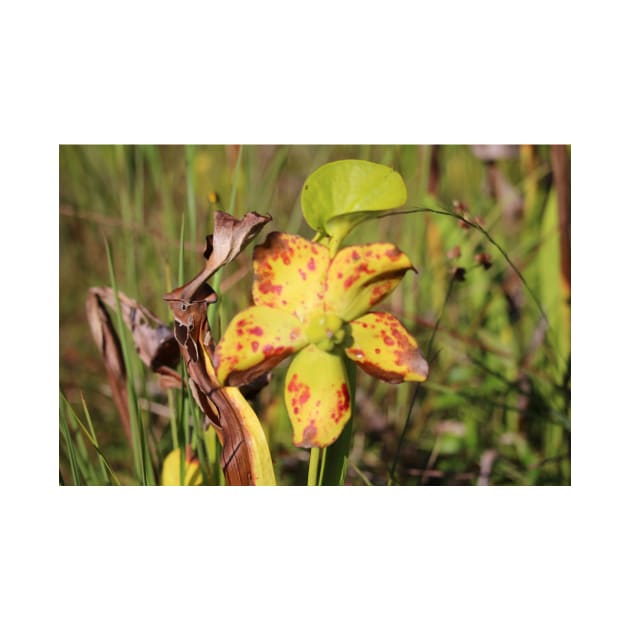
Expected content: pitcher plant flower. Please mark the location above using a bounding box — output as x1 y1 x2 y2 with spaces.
214 231 429 448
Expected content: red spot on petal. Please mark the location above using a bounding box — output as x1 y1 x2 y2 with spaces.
258 280 283 295
251 341 259 352
248 326 264 336
288 373 300 392
236 343 243 351
287 372 312 417
262 344 288 358
375 348 381 354
298 268 307 280
340 383 350 406
369 282 393 305
331 383 351 423
351 251 360 261
307 257 316 271
383 335 394 346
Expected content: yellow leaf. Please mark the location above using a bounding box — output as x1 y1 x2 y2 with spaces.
214 305 307 386
252 232 329 323
346 312 429 383
221 387 277 486
285 345 351 448
325 243 415 322
161 448 203 486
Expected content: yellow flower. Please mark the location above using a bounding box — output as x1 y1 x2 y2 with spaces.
214 232 428 448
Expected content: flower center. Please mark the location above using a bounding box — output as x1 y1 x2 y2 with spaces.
305 311 345 351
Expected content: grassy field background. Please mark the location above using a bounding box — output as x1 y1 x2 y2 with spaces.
59 144 570 485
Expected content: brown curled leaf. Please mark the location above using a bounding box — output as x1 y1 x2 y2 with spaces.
87 287 187 444
165 211 271 303
89 287 180 373
85 290 131 443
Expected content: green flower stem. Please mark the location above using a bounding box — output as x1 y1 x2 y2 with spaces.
328 236 341 258
307 447 320 486
317 447 328 485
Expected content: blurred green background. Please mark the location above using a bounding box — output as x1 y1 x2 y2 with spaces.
59 145 570 485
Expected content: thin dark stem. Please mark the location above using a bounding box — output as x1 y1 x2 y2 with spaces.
387 206 549 326
389 273 457 484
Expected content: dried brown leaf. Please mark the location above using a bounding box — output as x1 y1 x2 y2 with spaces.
85 290 131 442
165 211 271 303
89 287 180 373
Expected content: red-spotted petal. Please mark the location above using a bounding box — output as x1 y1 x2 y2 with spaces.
252 232 330 323
214 306 307 386
285 345 352 448
324 243 415 322
345 312 429 383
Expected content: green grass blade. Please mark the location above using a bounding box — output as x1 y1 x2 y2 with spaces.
185 144 197 252
59 394 84 485
79 393 109 484
75 394 121 486
104 236 147 484
178 210 186 286
350 461 373 486
62 396 102 484
227 145 243 215
211 145 244 331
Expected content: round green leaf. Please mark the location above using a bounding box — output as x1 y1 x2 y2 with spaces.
301 160 407 241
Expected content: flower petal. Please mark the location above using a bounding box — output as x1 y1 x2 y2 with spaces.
252 232 330 322
285 345 352 448
345 312 429 383
160 447 203 486
325 243 415 322
214 306 307 386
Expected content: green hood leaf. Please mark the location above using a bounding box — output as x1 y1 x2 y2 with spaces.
301 159 407 244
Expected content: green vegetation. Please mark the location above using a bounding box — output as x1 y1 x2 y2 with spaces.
59 145 570 485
